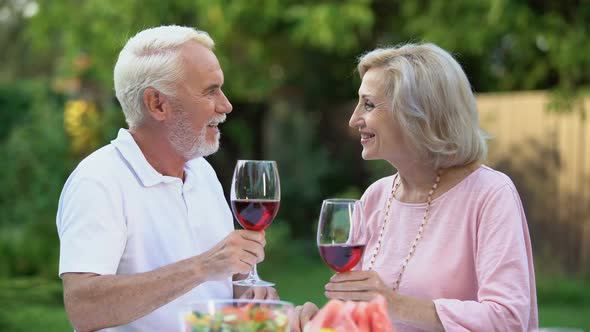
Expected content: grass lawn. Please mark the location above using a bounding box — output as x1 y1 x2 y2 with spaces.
0 305 71 331
0 278 72 331
539 305 590 330
1 231 588 330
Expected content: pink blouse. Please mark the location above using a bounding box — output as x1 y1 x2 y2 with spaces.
353 165 538 331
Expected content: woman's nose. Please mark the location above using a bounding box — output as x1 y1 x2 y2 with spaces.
349 107 362 128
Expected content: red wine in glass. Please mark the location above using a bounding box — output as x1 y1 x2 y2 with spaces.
317 199 366 273
318 244 366 273
230 199 280 231
230 160 280 287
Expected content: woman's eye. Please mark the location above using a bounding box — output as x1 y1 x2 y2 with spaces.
364 102 375 111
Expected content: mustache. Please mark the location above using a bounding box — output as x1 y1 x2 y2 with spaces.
208 114 226 125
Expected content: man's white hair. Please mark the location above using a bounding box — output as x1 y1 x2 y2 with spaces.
114 25 214 128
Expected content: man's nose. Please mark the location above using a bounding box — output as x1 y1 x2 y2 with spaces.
219 91 232 113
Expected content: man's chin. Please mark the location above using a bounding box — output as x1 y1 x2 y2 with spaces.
200 148 219 158
192 142 220 159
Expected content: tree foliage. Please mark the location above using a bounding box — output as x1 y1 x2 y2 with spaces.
0 0 589 276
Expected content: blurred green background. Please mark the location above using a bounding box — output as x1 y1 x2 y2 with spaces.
1 0 589 330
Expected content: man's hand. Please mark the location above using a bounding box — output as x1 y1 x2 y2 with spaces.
238 286 279 300
59 230 267 332
290 302 319 332
196 230 266 281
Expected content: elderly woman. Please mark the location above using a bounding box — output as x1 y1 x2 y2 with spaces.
293 43 538 332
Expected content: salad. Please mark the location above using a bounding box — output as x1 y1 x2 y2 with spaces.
183 303 290 332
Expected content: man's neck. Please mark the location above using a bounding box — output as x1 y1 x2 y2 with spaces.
129 126 186 180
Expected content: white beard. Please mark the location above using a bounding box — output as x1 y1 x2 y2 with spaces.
167 109 221 160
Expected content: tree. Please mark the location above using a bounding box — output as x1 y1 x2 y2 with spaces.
1 1 589 270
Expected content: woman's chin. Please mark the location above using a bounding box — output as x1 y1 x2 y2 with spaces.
361 150 378 160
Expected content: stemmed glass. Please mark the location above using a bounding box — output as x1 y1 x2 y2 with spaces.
230 160 280 287
317 199 366 272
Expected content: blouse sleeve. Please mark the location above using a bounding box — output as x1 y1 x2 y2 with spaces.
433 183 536 331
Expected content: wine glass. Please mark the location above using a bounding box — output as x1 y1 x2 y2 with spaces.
230 160 280 287
317 199 366 272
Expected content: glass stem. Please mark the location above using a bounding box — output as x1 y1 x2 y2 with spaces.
249 263 261 281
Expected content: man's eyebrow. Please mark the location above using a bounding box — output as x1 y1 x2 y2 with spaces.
202 84 220 92
359 93 372 98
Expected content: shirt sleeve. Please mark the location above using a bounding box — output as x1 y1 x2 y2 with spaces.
433 184 535 331
57 176 127 277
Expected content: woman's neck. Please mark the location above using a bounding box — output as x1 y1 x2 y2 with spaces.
395 163 439 204
395 162 481 203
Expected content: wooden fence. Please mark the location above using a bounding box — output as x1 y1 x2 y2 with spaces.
478 91 590 274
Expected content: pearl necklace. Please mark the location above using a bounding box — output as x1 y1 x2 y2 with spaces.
367 171 441 291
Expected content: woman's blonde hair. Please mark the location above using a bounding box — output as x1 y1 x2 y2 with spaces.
357 43 489 169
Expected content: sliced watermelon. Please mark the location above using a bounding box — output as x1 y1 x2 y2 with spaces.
367 296 394 332
305 299 344 331
305 296 394 332
352 301 370 332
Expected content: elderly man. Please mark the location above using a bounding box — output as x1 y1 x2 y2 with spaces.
56 25 277 332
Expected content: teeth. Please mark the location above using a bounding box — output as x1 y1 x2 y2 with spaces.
361 133 374 139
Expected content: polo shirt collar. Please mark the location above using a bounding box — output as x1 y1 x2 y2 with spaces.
111 128 169 187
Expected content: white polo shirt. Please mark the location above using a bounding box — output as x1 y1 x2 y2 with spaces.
57 129 234 331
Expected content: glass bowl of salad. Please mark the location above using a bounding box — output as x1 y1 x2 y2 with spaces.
180 299 293 332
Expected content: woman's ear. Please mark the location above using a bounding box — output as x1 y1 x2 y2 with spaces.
143 88 170 121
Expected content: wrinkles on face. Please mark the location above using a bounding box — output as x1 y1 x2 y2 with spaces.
183 80 232 117
166 98 227 160
165 42 232 161
167 105 224 160
353 100 392 131
349 68 407 163
352 70 391 128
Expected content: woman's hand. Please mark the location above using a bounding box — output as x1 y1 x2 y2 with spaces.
324 270 395 303
290 302 319 332
326 271 446 331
